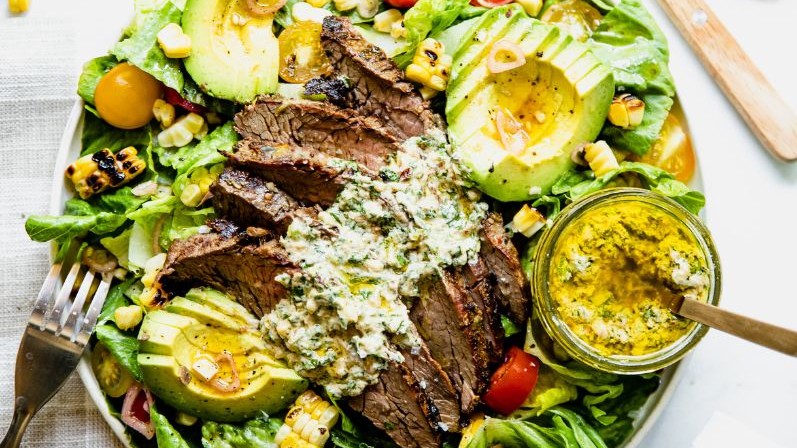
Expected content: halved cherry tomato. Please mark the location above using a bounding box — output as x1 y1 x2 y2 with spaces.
470 0 513 7
635 113 696 183
386 0 418 8
94 63 162 130
278 22 332 84
163 86 207 114
482 346 540 415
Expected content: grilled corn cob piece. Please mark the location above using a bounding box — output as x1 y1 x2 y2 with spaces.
157 23 192 59
584 140 619 177
274 390 339 448
65 147 146 199
405 38 452 96
8 0 29 13
511 204 546 238
608 93 645 129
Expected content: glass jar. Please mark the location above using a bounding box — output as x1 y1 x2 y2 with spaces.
531 188 721 374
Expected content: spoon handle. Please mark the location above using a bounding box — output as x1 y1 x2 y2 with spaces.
677 298 797 356
656 0 797 161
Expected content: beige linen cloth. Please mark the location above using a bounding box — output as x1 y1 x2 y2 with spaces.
0 8 123 448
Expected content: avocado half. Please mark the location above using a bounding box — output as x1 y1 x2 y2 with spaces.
182 0 279 103
137 288 307 422
444 6 615 202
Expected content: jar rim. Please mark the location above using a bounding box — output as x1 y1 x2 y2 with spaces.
531 187 722 374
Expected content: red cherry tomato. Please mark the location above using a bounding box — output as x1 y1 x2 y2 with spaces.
470 0 513 7
482 347 540 415
386 0 418 8
163 86 207 114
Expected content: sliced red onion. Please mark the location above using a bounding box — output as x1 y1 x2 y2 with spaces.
246 0 287 16
211 351 241 393
495 109 530 156
121 384 155 440
487 39 526 74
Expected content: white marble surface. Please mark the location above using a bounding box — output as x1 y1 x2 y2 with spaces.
2 0 796 447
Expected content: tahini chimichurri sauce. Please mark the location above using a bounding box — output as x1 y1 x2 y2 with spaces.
548 201 710 357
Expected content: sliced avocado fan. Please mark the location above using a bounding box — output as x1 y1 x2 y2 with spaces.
137 288 307 422
182 0 279 103
444 6 615 202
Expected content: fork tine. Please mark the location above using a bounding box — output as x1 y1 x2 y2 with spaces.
29 263 62 329
75 273 112 346
44 263 81 333
59 269 96 340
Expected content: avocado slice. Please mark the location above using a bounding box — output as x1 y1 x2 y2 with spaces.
138 289 307 422
182 0 279 103
446 16 614 202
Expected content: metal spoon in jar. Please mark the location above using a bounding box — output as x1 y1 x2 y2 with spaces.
669 297 797 356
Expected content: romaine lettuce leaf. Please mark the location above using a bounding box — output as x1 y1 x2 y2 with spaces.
95 324 143 382
98 277 136 326
81 111 152 156
24 212 127 243
394 0 470 67
587 0 675 155
201 417 281 448
171 121 237 196
465 408 608 448
150 403 193 448
77 55 118 105
112 0 184 91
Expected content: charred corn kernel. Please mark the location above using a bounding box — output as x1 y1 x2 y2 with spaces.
584 140 620 177
65 147 146 199
292 2 332 23
608 93 645 128
305 0 329 7
175 412 198 426
406 38 452 94
8 0 29 13
152 99 175 127
459 413 485 448
391 21 407 39
275 391 338 447
515 0 543 16
180 112 205 134
332 0 357 12
374 9 403 34
157 23 192 58
180 183 203 207
512 204 546 238
114 305 144 330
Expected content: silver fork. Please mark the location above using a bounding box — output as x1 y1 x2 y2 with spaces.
0 261 112 448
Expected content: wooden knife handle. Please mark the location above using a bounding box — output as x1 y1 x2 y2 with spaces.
679 298 797 357
656 0 797 162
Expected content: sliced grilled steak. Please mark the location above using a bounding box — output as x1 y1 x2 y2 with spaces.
320 16 442 139
211 168 309 234
410 270 491 413
159 225 297 317
348 343 459 448
479 212 530 324
458 258 504 364
228 142 357 206
234 97 400 171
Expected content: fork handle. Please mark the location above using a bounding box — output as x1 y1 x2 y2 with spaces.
1 401 33 448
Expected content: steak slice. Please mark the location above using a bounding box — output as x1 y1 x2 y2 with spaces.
228 142 357 206
234 97 401 171
320 16 442 139
348 343 459 448
159 224 298 317
458 258 504 364
211 168 309 234
410 270 491 413
479 212 530 324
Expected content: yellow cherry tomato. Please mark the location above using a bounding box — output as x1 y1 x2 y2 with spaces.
95 63 163 130
635 113 697 183
278 22 332 84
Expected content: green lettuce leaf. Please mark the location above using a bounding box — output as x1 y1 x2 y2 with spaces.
200 417 281 448
588 0 675 155
77 55 118 105
95 324 143 382
112 0 184 91
24 212 127 243
151 403 193 448
171 121 237 196
81 111 152 156
98 277 136 326
465 408 608 448
161 206 215 248
395 0 470 67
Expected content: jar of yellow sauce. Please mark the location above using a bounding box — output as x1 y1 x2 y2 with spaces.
532 188 721 373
